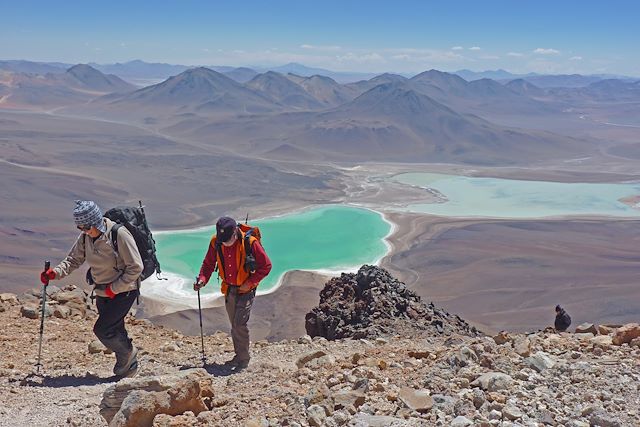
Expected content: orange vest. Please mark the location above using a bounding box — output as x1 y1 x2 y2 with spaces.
209 229 258 295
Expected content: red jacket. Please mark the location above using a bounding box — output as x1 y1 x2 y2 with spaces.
198 229 272 295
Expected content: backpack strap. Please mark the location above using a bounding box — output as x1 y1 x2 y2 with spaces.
243 229 256 274
243 229 253 258
215 240 225 279
109 223 140 304
111 223 122 253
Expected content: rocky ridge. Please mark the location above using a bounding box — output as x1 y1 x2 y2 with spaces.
305 265 481 340
0 268 639 426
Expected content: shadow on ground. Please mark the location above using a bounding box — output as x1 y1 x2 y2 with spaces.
179 361 243 377
22 372 118 388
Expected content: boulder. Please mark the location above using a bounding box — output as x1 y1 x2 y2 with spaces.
333 390 365 411
398 387 433 413
244 417 269 427
451 416 473 426
493 331 511 345
0 293 18 305
597 325 618 335
590 335 613 348
306 354 336 369
306 404 327 427
589 410 622 427
100 368 211 424
296 350 327 369
612 323 640 345
153 412 198 427
470 372 513 392
350 413 408 427
19 289 41 304
304 384 330 407
503 405 524 420
575 323 598 335
160 342 179 352
297 335 313 344
407 350 430 359
53 289 86 305
109 378 207 427
20 305 39 319
526 351 555 372
53 305 71 319
513 337 531 357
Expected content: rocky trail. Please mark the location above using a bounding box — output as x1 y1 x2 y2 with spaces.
0 266 639 426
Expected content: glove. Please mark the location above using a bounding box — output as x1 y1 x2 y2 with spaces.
193 276 206 291
40 268 56 285
238 280 254 294
105 284 116 299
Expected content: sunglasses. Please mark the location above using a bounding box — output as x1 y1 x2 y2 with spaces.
77 224 92 231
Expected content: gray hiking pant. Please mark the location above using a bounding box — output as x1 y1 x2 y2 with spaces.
225 287 255 362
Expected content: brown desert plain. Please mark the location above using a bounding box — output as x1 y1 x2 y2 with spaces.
1 64 639 338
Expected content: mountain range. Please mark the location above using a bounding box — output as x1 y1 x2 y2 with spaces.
3 59 636 86
0 64 134 107
4 61 639 165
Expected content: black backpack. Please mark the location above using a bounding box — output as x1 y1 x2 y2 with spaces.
104 201 161 282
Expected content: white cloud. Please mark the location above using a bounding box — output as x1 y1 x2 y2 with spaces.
469 46 481 51
480 55 500 60
193 45 468 73
451 46 464 50
336 52 385 63
569 56 583 61
533 48 560 55
300 44 342 51
507 52 524 57
384 47 464 63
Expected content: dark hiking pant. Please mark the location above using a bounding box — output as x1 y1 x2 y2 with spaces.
94 290 138 357
225 287 255 362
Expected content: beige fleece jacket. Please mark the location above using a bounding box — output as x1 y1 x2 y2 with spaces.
54 218 143 297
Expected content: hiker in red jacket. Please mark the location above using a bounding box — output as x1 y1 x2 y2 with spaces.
194 217 272 370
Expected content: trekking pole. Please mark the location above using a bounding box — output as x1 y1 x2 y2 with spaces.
35 261 50 374
196 277 206 366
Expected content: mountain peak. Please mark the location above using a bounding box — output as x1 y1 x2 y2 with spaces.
66 63 101 76
64 63 134 93
346 81 454 117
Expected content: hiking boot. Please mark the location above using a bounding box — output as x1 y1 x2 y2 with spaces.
223 355 241 366
113 345 138 376
120 361 139 378
233 359 250 370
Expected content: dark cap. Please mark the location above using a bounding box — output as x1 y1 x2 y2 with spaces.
555 305 562 311
216 216 237 243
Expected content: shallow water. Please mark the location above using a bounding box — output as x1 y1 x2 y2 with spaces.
143 205 391 303
393 173 640 218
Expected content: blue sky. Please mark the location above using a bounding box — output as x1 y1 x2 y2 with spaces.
2 1 638 75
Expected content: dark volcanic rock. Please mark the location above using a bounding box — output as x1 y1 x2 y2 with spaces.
305 265 481 340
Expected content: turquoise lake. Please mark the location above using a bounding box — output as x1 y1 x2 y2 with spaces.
392 173 640 218
151 205 391 298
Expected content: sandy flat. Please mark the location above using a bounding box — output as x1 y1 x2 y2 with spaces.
3 109 640 339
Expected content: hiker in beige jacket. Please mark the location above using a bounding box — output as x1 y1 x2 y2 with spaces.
40 200 142 377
